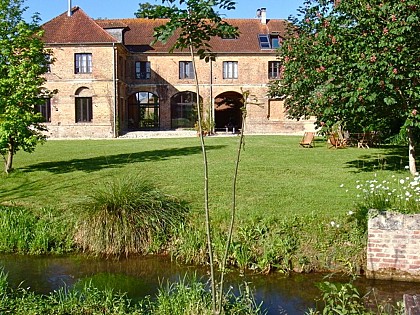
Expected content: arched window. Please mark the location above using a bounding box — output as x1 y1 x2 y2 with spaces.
170 91 199 129
75 87 92 122
128 91 159 130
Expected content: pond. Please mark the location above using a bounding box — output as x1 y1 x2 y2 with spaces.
1 254 419 314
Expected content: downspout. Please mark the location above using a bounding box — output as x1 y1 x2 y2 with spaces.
210 58 214 134
112 43 118 138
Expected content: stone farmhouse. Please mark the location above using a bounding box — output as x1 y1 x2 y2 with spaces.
40 6 312 138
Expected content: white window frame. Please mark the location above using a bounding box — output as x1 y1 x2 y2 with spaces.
268 61 281 79
75 53 92 74
223 61 238 79
179 61 195 79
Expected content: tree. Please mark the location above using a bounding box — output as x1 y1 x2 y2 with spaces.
0 0 53 173
268 0 420 174
146 1 238 314
135 2 172 18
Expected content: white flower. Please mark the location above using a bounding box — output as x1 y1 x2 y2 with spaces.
347 211 354 215
336 224 340 228
330 221 336 227
400 179 405 184
405 166 410 169
340 184 344 188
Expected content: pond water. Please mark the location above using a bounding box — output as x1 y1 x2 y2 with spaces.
0 254 419 314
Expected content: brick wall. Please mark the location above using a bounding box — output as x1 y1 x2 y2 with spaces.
44 45 117 138
44 44 316 138
367 211 420 282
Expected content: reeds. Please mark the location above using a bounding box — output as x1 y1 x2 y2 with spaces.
74 176 189 256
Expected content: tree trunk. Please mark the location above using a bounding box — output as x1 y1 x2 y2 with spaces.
407 126 417 175
5 142 14 174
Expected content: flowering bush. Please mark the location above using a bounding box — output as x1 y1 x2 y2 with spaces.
352 172 420 214
340 172 420 235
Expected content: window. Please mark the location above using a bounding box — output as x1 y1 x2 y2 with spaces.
258 34 281 49
271 37 280 49
35 98 51 122
223 61 238 79
268 61 281 79
44 54 52 73
179 61 195 79
75 97 92 122
75 53 92 73
135 61 151 79
258 35 271 49
170 92 198 128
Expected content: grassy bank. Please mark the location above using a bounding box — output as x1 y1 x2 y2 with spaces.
0 270 264 315
0 135 414 272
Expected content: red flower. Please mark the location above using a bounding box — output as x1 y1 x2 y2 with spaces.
393 68 398 74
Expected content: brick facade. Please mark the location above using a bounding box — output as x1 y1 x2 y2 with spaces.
367 211 420 282
41 7 315 139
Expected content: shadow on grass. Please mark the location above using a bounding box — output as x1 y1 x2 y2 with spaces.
345 145 410 172
20 145 226 174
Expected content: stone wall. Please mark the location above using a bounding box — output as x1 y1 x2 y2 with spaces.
367 211 420 282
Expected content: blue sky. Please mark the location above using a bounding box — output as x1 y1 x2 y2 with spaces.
23 0 306 23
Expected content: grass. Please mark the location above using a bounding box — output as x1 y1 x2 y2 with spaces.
0 269 264 314
0 135 413 270
0 136 409 218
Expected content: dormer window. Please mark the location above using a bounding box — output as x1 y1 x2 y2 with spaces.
258 35 271 49
258 34 281 49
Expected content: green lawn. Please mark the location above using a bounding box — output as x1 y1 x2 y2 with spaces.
0 135 409 221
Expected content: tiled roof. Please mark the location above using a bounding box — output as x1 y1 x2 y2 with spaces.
42 7 289 52
42 7 117 44
97 18 289 53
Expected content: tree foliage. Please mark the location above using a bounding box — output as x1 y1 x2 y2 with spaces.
135 2 172 18
268 0 419 172
0 0 53 173
149 0 238 61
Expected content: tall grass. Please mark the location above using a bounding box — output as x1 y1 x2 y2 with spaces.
150 275 264 315
0 269 264 314
168 213 366 274
74 176 189 256
0 206 74 254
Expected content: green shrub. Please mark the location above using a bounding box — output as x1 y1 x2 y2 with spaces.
307 280 405 315
169 213 366 274
74 176 189 256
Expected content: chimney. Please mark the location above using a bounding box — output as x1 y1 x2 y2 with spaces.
260 7 267 25
67 0 72 17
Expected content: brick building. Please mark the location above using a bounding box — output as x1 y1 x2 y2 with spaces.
40 6 313 138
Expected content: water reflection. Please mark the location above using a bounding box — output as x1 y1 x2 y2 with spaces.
0 254 419 314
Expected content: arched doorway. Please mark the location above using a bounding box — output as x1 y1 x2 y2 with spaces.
170 91 200 129
128 91 159 130
214 91 243 131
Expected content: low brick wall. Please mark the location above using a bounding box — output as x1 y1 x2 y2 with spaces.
367 211 420 282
